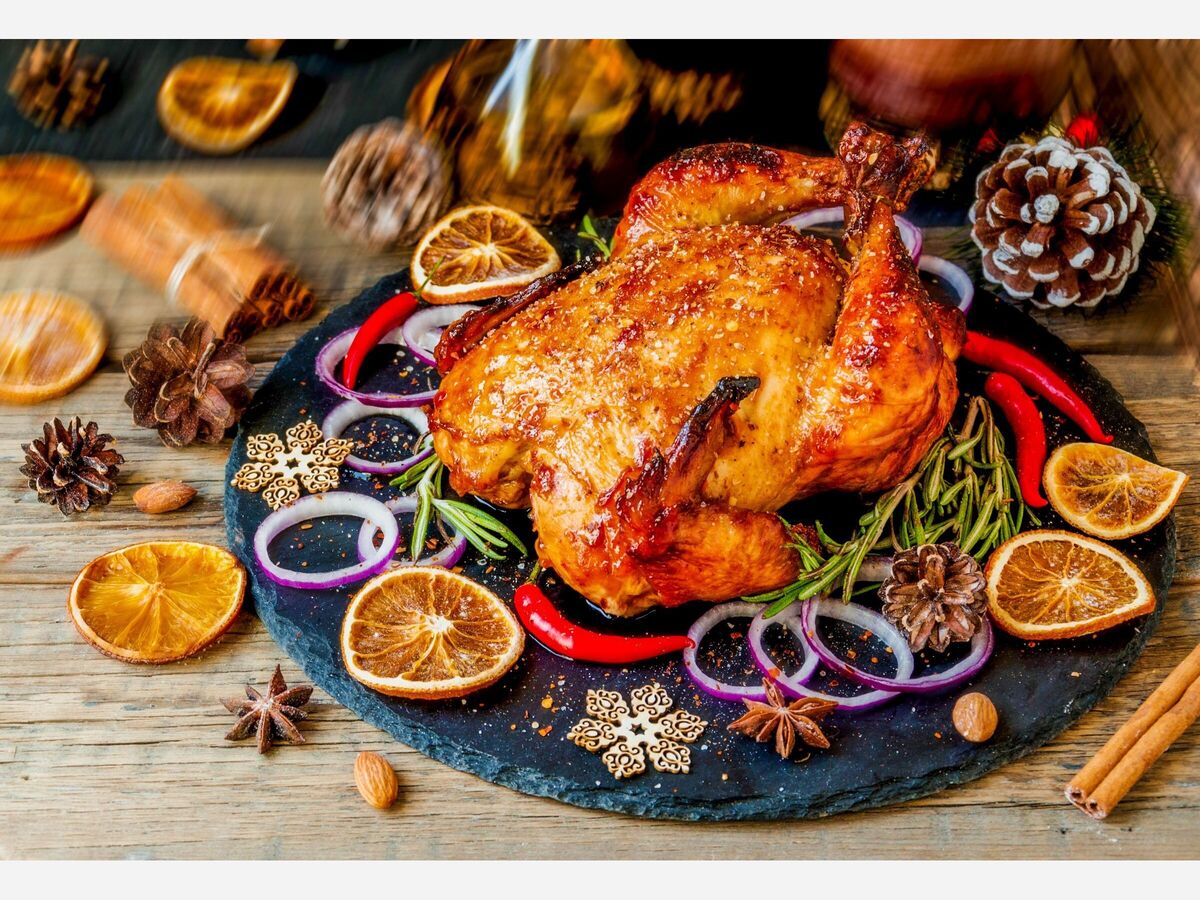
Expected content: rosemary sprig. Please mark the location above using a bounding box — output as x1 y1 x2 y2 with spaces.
389 447 528 562
577 213 613 260
749 395 1039 617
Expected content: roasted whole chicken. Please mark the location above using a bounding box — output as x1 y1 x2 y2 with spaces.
430 124 965 616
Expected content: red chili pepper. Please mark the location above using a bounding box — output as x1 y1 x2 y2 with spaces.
514 583 694 664
341 291 419 389
963 331 1113 444
984 372 1048 508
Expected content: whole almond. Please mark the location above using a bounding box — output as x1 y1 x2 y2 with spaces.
953 692 998 743
133 481 197 514
354 751 398 810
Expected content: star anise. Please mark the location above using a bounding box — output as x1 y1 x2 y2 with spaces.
222 665 313 754
727 679 837 759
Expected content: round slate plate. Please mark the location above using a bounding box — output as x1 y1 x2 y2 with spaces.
224 258 1174 821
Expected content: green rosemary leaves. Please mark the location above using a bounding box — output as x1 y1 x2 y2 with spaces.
389 445 528 563
752 395 1037 617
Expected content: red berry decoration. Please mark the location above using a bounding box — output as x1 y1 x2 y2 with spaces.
1065 112 1102 148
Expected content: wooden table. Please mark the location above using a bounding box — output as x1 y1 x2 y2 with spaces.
2 162 1198 860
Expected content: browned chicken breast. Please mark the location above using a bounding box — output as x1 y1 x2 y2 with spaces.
429 124 965 616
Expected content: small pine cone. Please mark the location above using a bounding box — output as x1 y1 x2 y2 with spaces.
322 118 453 250
123 319 254 448
19 417 124 515
970 136 1156 309
880 542 987 653
7 40 109 130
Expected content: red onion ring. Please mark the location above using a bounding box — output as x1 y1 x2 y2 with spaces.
800 598 994 695
857 554 894 583
321 400 431 476
355 495 468 569
918 254 975 314
782 207 923 263
682 602 770 702
402 304 478 367
254 491 399 589
746 604 818 689
315 327 436 408
779 598 915 710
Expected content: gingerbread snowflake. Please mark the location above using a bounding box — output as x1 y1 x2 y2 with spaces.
231 420 354 510
567 683 707 780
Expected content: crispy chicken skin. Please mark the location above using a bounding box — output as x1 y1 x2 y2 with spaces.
429 124 965 617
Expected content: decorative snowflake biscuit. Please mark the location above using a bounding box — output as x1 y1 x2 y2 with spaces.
231 420 354 509
568 683 707 779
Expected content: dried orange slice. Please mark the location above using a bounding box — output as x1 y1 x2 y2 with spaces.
1044 442 1188 540
69 541 246 664
341 567 524 699
157 57 297 154
0 155 93 252
985 529 1155 641
0 291 106 405
411 204 560 304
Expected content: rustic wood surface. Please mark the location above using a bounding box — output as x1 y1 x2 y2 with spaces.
1 162 1198 860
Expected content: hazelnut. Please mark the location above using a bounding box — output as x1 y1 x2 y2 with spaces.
952 692 998 743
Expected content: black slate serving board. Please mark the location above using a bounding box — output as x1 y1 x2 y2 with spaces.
224 251 1174 821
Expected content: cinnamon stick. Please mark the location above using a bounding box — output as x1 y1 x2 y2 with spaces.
81 177 315 338
1066 642 1200 816
1084 675 1200 819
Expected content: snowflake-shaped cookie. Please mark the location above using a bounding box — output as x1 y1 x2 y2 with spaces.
567 683 707 780
230 420 354 510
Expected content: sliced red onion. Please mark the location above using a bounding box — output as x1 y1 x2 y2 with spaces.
782 207 923 262
682 602 770 702
321 400 431 476
857 554 894 583
747 604 818 687
779 598 916 711
402 304 478 367
800 598 992 695
315 326 437 408
254 491 399 590
918 254 975 314
355 495 468 570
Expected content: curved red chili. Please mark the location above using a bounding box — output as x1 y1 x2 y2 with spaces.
963 331 1113 444
514 583 694 664
341 291 419 390
984 372 1049 508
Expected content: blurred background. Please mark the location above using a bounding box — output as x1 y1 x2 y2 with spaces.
0 38 1196 348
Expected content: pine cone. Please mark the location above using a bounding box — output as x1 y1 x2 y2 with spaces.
880 543 987 653
20 417 124 515
7 40 109 129
123 319 254 448
971 136 1156 309
322 119 453 250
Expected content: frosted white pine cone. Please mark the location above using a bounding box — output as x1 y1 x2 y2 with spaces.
970 136 1155 309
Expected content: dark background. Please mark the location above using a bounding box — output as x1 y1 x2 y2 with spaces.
0 39 833 160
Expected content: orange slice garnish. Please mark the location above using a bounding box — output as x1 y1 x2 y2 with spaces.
411 204 560 304
985 529 1155 641
69 541 246 664
0 291 106 405
1044 442 1188 540
341 567 524 699
157 57 297 154
0 155 93 252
